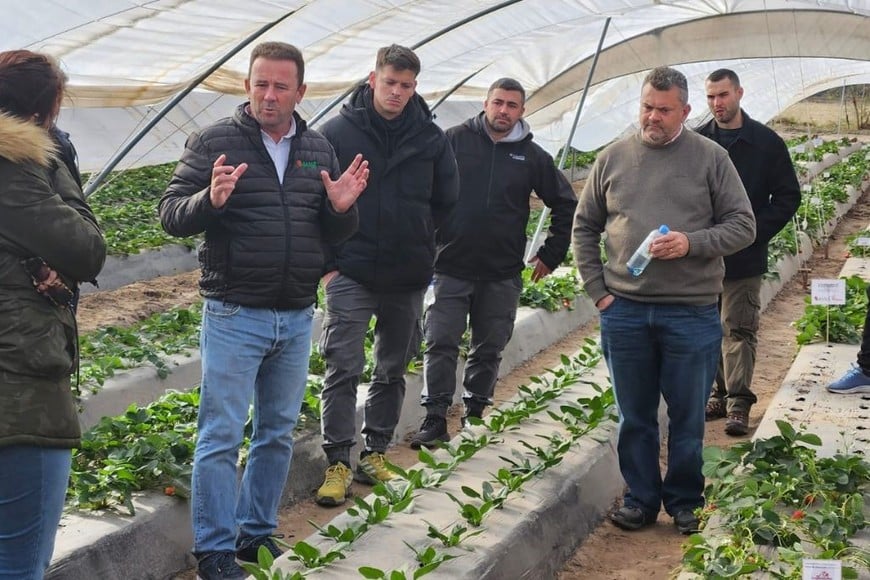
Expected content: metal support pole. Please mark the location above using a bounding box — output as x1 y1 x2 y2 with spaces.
837 78 847 134
525 16 610 264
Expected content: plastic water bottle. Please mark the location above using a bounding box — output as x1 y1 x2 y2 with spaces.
626 225 669 277
423 280 436 310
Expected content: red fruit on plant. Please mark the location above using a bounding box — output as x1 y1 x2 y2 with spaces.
164 486 176 496
803 493 816 505
791 509 806 520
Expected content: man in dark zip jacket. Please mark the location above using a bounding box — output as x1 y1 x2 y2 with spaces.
315 45 459 506
411 77 577 448
697 68 800 437
159 42 367 580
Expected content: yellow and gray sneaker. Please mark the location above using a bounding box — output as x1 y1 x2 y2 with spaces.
354 451 396 485
315 462 353 506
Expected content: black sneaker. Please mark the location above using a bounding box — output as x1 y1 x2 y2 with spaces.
196 551 245 580
410 415 448 449
237 534 284 563
673 509 700 535
609 506 656 530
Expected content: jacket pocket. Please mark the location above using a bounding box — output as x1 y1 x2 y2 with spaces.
0 295 76 378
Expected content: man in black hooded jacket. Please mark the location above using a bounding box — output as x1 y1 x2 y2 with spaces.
315 44 458 506
411 77 577 448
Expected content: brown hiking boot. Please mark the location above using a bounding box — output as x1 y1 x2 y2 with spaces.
705 398 726 421
724 410 749 436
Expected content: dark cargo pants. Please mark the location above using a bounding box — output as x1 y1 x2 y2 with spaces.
421 273 522 418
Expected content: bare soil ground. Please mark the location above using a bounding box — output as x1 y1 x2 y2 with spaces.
74 119 869 579
772 98 870 134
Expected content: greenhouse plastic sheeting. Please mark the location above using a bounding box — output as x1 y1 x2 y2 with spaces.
5 0 869 171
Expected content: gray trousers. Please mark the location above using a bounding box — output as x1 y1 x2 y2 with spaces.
320 274 424 463
711 275 761 413
421 273 522 418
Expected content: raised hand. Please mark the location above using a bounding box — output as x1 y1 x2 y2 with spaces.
321 154 369 213
210 154 248 209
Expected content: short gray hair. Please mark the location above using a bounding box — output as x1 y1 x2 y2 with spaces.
642 66 688 105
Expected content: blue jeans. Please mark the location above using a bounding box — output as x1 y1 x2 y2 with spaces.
192 300 313 555
0 445 72 580
599 297 720 517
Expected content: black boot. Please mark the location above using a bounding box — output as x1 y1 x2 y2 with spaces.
410 415 448 449
461 403 485 428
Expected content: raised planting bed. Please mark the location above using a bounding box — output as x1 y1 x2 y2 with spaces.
50 275 598 580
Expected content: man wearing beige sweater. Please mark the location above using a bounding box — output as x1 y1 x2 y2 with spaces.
572 66 755 535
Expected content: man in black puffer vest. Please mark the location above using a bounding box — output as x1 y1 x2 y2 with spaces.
315 44 458 506
159 42 368 580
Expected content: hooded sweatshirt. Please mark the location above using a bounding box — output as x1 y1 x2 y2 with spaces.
436 113 577 280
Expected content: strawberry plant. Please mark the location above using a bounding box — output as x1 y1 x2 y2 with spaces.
270 347 612 578
86 162 200 256
683 420 870 578
77 303 202 396
68 390 201 514
519 267 580 311
555 145 601 169
846 229 870 258
793 275 868 344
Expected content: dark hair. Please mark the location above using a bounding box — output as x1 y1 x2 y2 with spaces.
0 50 66 124
375 44 421 76
249 41 305 86
487 78 526 104
642 66 689 105
706 68 741 88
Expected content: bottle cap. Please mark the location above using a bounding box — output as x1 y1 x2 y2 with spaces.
658 225 670 234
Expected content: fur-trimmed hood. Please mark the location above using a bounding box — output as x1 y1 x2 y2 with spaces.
0 112 58 167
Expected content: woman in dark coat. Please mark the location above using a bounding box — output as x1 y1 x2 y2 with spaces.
0 50 106 580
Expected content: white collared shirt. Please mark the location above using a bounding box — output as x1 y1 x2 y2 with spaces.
259 117 297 185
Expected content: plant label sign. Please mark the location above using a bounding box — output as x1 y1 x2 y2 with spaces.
854 237 870 247
802 558 841 580
810 279 846 306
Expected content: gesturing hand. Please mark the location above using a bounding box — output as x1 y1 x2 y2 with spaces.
321 154 369 213
210 154 248 209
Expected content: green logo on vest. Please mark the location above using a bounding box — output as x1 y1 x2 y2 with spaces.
295 160 318 169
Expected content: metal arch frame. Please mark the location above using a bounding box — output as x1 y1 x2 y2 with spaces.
524 17 611 264
84 0 528 196
83 9 301 197
307 0 524 127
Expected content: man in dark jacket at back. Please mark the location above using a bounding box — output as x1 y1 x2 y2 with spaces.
159 42 367 580
697 68 800 436
411 77 578 448
315 44 459 506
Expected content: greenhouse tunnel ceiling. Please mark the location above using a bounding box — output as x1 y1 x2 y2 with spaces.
5 0 869 172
